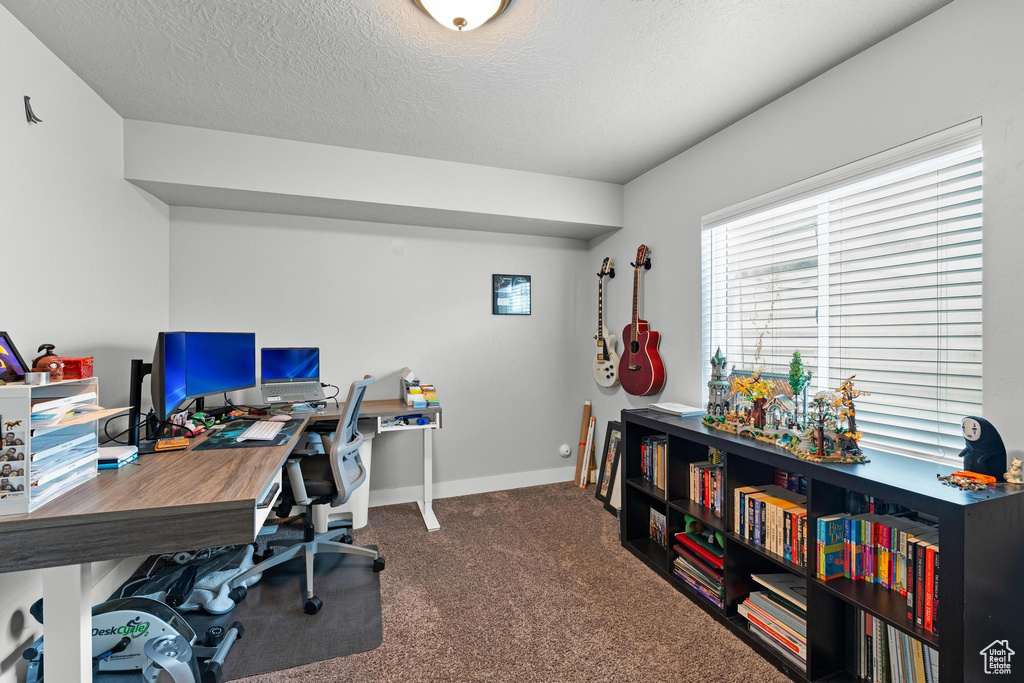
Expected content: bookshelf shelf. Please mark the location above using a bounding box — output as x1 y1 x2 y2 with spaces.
809 576 938 648
622 408 1024 682
625 536 669 574
626 477 667 502
668 498 724 532
727 532 807 578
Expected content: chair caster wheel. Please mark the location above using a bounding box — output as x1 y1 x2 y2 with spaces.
228 585 247 603
304 596 323 615
373 557 386 573
340 532 353 544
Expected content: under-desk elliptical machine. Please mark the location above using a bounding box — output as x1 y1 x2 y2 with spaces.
22 596 242 683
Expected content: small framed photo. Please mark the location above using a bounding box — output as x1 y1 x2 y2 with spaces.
0 332 28 382
595 420 622 515
492 275 531 315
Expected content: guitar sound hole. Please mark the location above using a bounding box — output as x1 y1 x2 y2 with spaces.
630 341 639 353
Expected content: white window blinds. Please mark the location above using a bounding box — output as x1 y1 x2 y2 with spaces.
701 121 982 459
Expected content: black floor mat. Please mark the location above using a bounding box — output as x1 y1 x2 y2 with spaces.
97 542 382 682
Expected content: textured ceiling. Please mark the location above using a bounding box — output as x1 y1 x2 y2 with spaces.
4 0 949 183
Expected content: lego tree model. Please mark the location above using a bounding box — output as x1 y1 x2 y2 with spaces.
731 371 776 430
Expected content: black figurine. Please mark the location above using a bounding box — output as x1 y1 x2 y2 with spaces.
958 416 1007 481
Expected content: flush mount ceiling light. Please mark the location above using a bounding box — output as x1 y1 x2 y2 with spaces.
412 0 513 32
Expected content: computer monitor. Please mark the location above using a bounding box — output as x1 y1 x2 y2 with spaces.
151 332 256 419
261 347 320 383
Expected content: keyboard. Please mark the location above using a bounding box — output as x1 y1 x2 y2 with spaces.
237 421 284 442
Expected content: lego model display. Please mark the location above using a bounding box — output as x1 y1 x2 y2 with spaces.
702 348 869 464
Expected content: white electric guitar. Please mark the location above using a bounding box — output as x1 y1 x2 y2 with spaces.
592 258 620 387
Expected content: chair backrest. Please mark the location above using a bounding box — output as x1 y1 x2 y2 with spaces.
329 375 374 506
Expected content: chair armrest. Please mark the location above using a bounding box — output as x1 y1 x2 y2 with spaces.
291 448 319 458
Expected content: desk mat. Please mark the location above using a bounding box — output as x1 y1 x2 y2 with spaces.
102 536 383 681
192 418 304 451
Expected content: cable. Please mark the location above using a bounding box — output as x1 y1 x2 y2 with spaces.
322 383 341 407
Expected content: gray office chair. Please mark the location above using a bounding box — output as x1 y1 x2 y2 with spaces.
230 375 384 615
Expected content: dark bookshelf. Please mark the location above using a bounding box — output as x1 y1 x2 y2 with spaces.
669 497 724 532
626 477 667 502
621 409 1024 682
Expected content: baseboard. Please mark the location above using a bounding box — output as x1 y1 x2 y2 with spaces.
368 465 576 508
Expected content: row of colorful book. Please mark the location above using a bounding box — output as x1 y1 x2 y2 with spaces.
672 529 725 610
649 508 667 546
640 435 667 491
857 611 939 682
817 514 939 634
738 573 807 673
689 460 724 517
734 483 807 567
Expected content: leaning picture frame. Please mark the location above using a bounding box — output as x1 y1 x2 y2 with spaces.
0 332 28 382
595 420 622 515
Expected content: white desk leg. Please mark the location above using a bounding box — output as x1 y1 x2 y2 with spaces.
416 427 440 532
42 563 93 683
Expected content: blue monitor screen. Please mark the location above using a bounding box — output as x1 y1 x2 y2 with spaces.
184 332 256 398
261 348 319 383
163 332 187 418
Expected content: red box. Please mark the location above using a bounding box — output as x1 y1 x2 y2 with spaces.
62 357 94 380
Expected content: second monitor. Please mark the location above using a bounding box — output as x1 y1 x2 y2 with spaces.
260 347 324 404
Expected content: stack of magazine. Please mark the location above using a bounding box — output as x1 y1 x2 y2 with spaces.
739 573 807 672
29 395 100 510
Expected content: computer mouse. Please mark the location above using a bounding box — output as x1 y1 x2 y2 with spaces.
268 414 292 422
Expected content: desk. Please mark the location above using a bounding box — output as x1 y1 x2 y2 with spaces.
0 398 442 682
305 399 442 532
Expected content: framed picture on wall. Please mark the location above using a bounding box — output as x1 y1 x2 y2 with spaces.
595 420 621 515
492 274 531 315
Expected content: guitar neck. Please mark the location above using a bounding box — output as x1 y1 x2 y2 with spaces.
631 268 640 342
597 278 603 337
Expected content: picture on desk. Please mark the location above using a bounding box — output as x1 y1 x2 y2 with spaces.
0 447 26 462
2 430 26 448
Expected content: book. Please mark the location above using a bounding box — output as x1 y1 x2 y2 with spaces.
674 533 724 569
747 622 806 672
817 514 847 580
751 573 807 610
748 591 807 637
734 486 763 538
648 402 703 416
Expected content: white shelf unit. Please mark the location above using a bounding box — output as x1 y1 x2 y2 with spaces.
0 377 113 515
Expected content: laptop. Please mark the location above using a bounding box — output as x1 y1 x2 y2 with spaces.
260 347 325 403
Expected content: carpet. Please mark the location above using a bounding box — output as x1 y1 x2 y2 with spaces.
237 483 790 682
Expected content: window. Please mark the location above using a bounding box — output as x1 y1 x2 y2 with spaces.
701 121 982 459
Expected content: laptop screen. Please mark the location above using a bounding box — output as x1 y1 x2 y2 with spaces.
261 347 319 383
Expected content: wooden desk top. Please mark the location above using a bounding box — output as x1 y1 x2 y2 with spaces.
0 398 442 572
1 419 309 531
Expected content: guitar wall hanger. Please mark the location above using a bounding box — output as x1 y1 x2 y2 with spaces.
631 256 652 270
596 266 615 279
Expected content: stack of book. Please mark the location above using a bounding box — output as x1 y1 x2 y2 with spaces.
672 529 725 609
689 460 724 517
739 573 807 672
817 514 940 635
733 483 807 567
857 611 939 682
641 435 667 491
649 508 667 546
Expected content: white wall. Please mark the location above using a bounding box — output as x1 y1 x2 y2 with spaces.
0 5 168 680
169 207 585 496
580 0 1024 467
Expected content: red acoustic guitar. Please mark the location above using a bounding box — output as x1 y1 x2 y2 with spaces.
619 244 666 396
